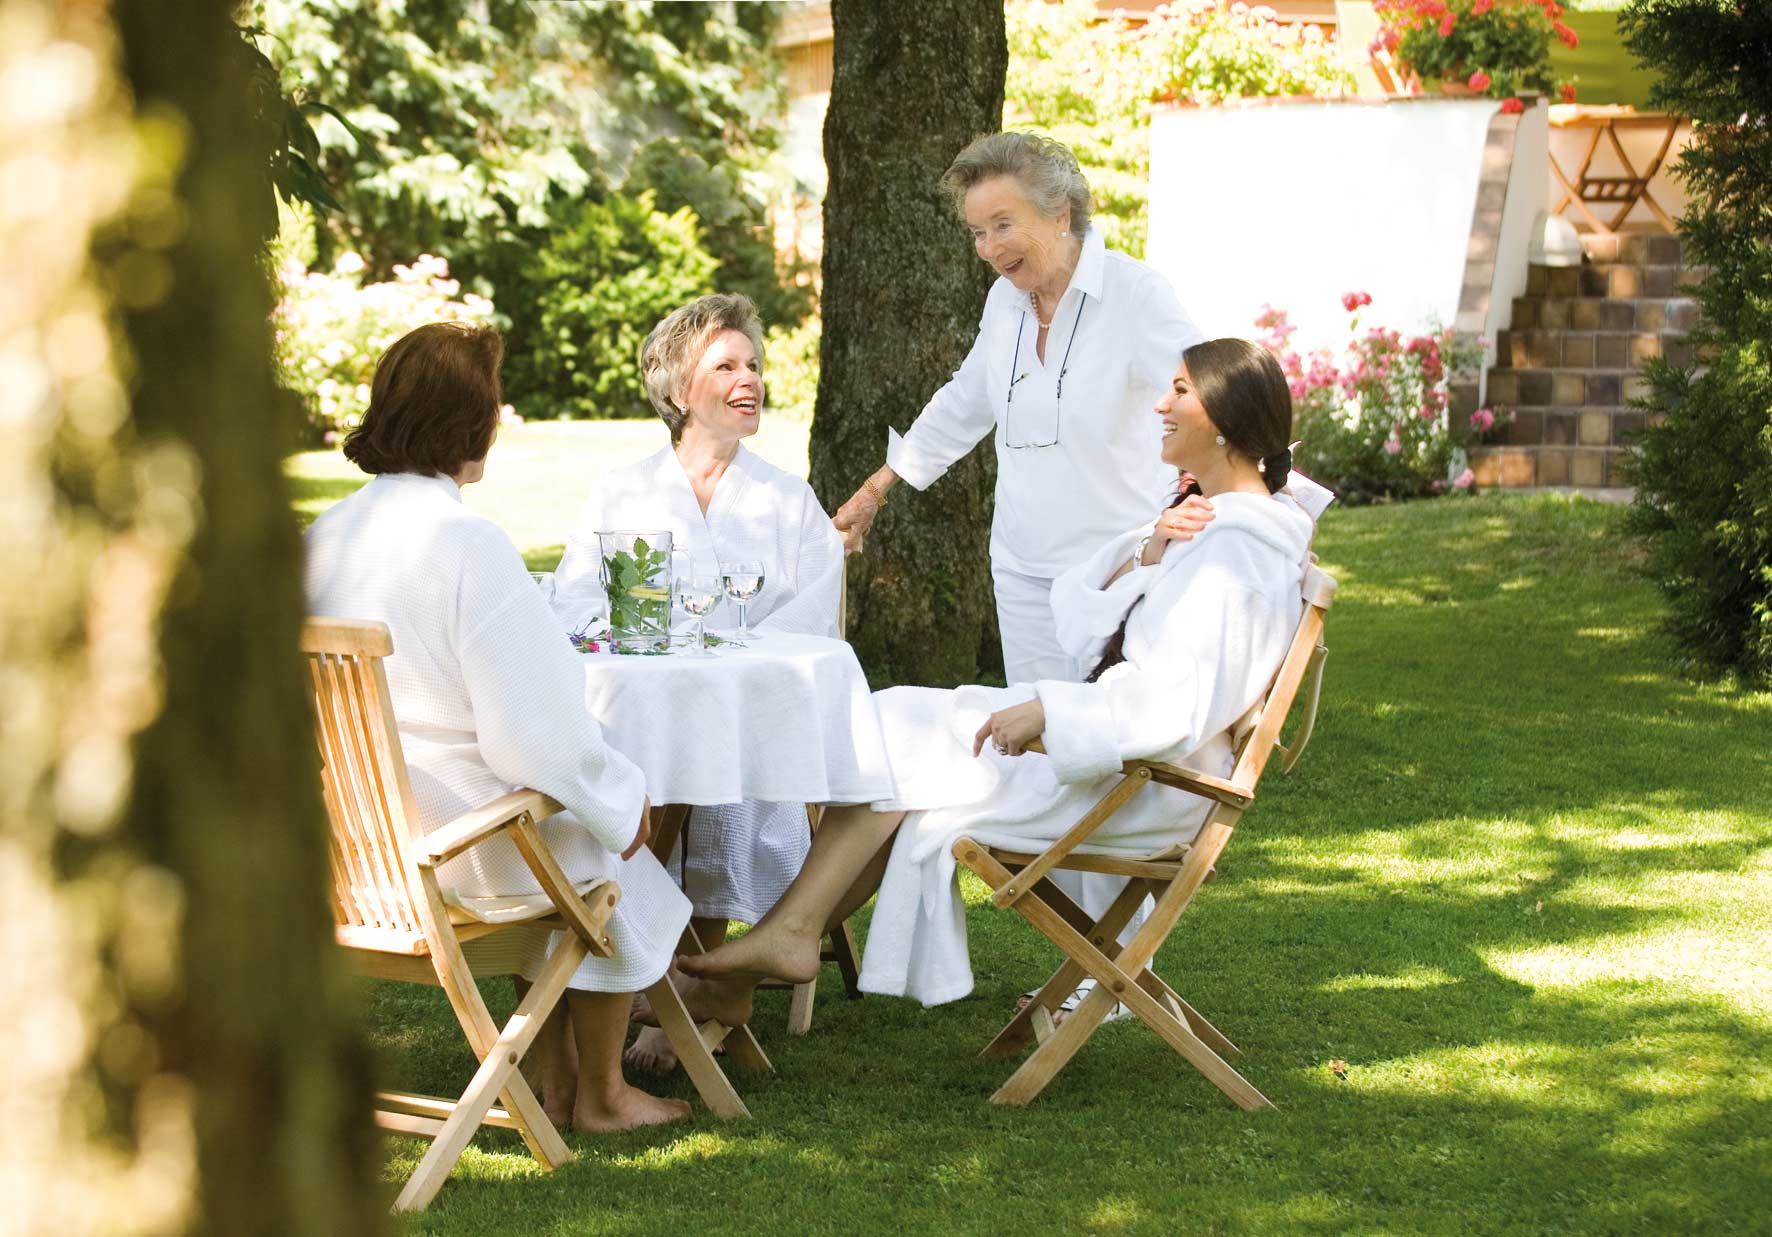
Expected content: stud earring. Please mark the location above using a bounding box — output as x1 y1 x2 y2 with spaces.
1215 434 1226 446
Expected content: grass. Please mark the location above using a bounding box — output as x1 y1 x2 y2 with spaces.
287 438 1772 1233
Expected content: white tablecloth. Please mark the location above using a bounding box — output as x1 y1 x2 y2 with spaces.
581 632 895 807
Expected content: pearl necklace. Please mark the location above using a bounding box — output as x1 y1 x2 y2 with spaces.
1031 290 1057 329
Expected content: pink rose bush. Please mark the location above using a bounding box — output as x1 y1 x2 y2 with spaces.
273 250 498 444
1255 293 1488 502
1372 0 1572 101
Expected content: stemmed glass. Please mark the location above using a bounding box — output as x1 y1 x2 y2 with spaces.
673 572 724 657
722 560 765 640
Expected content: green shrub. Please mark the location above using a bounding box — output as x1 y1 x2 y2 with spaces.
762 312 821 421
500 190 718 420
1619 0 1772 685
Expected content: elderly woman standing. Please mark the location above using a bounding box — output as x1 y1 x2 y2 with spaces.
831 132 1209 991
553 293 843 1071
832 131 1207 684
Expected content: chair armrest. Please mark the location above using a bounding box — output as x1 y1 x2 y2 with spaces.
1022 739 1252 808
418 788 565 868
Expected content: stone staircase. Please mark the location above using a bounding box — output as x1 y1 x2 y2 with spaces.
1470 232 1701 492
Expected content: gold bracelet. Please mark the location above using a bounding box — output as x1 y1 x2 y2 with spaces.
862 475 889 509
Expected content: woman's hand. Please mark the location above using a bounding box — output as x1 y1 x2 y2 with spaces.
620 797 653 861
832 467 897 554
972 698 1047 758
1143 494 1214 564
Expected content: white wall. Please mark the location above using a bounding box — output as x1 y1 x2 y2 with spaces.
1148 98 1504 352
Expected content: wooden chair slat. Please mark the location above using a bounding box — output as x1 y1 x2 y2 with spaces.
311 655 389 929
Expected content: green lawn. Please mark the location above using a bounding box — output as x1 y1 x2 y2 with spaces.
288 438 1772 1233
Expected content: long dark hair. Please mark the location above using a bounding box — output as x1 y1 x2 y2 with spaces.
1183 337 1294 493
1083 338 1294 682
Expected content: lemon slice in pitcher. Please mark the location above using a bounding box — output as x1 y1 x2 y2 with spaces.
629 585 669 601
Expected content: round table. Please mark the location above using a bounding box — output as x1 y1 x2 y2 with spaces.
579 631 895 808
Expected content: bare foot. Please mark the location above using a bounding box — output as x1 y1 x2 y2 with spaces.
572 1084 692 1135
623 1026 680 1073
673 974 755 1028
677 924 821 985
630 988 659 1027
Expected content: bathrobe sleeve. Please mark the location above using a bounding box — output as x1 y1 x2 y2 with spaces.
1033 541 1294 785
457 527 647 855
1049 521 1163 663
756 493 845 638
885 295 1000 490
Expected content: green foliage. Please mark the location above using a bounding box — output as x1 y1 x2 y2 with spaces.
501 191 718 420
1005 0 1349 259
763 312 822 420
1375 0 1574 99
1619 0 1772 685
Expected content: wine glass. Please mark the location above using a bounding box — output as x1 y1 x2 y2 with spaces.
722 560 765 640
528 571 556 606
673 572 724 657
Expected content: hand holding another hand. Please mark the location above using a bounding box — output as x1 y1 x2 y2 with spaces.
1143 494 1214 564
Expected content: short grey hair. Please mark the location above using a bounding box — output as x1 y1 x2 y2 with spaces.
639 293 766 442
941 132 1093 237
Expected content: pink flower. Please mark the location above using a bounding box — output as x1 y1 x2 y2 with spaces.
1430 478 1449 494
1418 402 1438 420
1438 11 1456 37
1560 82 1577 103
1341 290 1373 312
1471 0 1492 12
1467 70 1491 92
1554 21 1578 47
322 430 340 447
1500 97 1524 115
1453 467 1475 489
1383 434 1402 456
1469 407 1496 432
1287 377 1307 400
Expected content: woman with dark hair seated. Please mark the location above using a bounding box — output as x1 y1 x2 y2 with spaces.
303 321 692 1133
679 338 1317 1011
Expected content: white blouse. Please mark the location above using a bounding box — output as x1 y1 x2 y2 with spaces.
885 228 1205 577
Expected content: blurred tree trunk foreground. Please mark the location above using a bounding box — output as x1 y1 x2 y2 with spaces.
809 0 1007 686
0 1 380 1232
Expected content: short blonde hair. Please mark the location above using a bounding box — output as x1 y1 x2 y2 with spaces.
640 293 766 441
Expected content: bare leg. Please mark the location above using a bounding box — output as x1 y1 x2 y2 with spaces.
679 805 904 983
626 915 730 1072
566 989 691 1133
513 978 574 1126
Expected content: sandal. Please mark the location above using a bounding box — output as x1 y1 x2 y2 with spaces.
1017 977 1133 1025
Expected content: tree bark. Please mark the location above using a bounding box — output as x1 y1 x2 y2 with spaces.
809 0 1007 686
0 2 379 1232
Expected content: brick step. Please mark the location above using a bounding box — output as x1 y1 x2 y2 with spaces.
1469 444 1630 489
1527 263 1690 300
1579 232 1683 266
1485 368 1668 409
1494 328 1695 371
1490 406 1652 449
1510 296 1699 333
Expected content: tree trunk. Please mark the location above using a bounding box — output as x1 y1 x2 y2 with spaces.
809 0 1007 686
0 2 380 1232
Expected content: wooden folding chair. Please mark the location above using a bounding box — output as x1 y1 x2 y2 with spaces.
303 619 751 1212
952 559 1337 1109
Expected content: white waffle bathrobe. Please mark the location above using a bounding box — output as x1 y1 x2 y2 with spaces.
553 444 844 923
304 471 691 993
857 491 1315 1006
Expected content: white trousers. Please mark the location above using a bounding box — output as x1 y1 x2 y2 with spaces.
992 558 1148 951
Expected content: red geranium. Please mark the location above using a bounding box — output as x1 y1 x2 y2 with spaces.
1468 70 1491 91
1500 97 1524 114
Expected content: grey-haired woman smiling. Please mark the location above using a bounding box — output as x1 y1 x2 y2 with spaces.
833 131 1208 686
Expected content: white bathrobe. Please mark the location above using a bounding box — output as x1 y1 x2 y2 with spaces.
857 490 1315 1006
304 471 691 993
553 443 844 923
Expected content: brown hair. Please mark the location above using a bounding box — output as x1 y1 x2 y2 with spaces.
1183 338 1295 494
342 322 505 476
